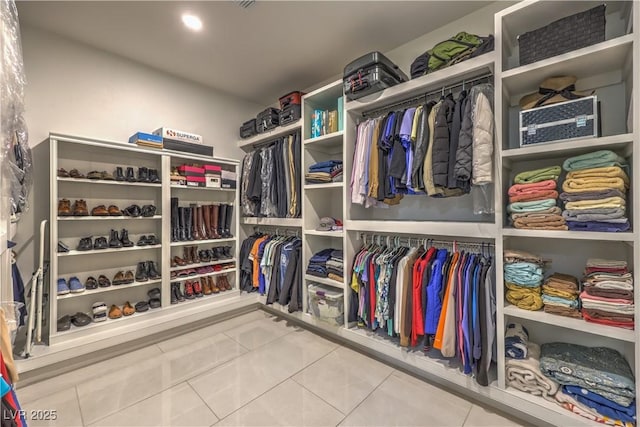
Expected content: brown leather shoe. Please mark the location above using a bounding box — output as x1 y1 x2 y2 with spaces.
57 168 70 177
108 304 122 319
113 271 126 285
124 270 134 284
221 274 232 291
101 171 115 180
202 278 212 295
69 169 85 179
58 199 71 216
209 276 220 294
108 205 122 216
173 256 187 267
72 199 89 216
122 301 135 316
91 205 109 216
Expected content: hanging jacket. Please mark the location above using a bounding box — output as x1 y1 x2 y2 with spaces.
447 90 467 189
425 249 448 335
412 101 435 191
471 85 495 185
424 101 442 197
454 91 475 191
431 94 455 188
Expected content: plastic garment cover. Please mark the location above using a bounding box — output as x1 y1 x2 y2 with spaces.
7 119 32 220
241 152 256 217
470 83 495 214
259 147 276 217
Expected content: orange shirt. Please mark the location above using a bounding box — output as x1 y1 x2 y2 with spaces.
250 236 268 287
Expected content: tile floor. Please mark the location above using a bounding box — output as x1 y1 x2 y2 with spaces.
17 310 526 427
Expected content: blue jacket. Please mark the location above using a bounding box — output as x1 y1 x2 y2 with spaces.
425 249 448 335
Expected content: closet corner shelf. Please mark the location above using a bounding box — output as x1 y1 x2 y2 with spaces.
164 289 241 310
237 121 301 150
346 220 495 239
170 237 236 247
170 184 236 192
56 277 163 300
501 34 634 95
502 228 635 242
242 217 303 227
303 131 344 147
304 230 344 238
57 177 162 188
501 133 633 162
58 244 162 257
503 304 635 343
170 268 236 283
345 52 495 114
303 182 343 190
57 215 162 221
304 274 344 289
169 258 237 272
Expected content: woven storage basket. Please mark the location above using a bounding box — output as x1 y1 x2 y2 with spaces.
518 4 606 66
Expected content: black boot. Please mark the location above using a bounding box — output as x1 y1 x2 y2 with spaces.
109 229 123 248
178 207 187 241
135 261 148 282
147 261 161 280
218 204 227 239
213 247 225 260
114 167 125 181
208 248 219 261
223 204 233 238
185 207 194 241
171 198 179 242
223 246 233 259
120 229 134 247
174 283 185 302
137 167 149 182
149 169 161 183
170 284 178 304
126 167 136 182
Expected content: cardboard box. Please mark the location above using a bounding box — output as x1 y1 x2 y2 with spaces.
153 127 203 144
221 170 237 181
129 132 163 145
221 179 237 189
178 165 205 176
186 176 206 187
204 165 222 175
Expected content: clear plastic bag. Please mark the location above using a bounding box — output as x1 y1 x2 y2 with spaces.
473 183 495 215
8 118 32 220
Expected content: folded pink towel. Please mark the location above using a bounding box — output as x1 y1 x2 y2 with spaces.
508 180 557 196
579 291 633 305
509 190 559 204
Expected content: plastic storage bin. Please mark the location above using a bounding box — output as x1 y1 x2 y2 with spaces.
308 284 344 326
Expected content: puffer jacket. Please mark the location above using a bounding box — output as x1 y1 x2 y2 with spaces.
471 85 495 185
454 92 474 189
431 94 455 188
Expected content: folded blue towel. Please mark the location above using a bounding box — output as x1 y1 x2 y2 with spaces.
505 323 529 359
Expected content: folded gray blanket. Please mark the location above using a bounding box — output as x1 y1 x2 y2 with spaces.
559 189 625 202
562 209 628 223
540 342 635 407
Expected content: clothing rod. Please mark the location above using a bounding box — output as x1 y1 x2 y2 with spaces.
358 232 493 249
361 72 493 119
253 226 299 237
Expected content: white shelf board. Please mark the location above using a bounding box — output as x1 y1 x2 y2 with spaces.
169 258 237 272
304 230 344 238
57 277 163 300
58 215 162 221
58 244 162 257
303 80 343 105
170 237 235 247
346 220 496 239
55 306 159 336
171 268 236 283
504 388 595 427
501 133 633 162
163 289 241 310
304 274 344 289
170 185 236 192
502 227 635 242
303 182 343 190
238 121 301 150
242 217 302 227
502 34 634 96
346 53 495 114
504 304 634 343
303 131 344 147
57 177 162 188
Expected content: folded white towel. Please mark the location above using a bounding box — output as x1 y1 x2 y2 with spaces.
506 342 559 402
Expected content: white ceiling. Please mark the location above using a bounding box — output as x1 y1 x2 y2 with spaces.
17 1 490 105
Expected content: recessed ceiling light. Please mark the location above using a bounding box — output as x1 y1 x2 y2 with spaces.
182 13 203 31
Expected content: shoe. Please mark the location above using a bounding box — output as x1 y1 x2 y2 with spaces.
126 166 136 182
120 229 134 247
174 282 185 302
191 206 201 240
57 315 71 331
93 237 108 250
98 275 111 287
213 247 225 260
191 245 200 264
114 167 125 181
202 278 212 295
202 205 211 240
109 229 123 248
101 171 115 180
185 207 194 241
76 237 93 251
137 235 148 247
148 288 161 300
218 204 227 238
69 276 85 293
149 169 161 183
113 271 126 285
193 279 204 298
135 301 150 312
223 204 233 238
222 246 233 259
87 170 102 180
108 305 123 319
72 199 89 216
70 312 92 327
141 205 157 217
186 269 197 276
69 169 85 179
123 301 135 316
178 207 188 241
209 276 220 294
221 274 232 291
57 278 70 295
171 198 179 242
92 302 107 322
173 256 187 267
209 205 220 239
135 262 148 282
199 250 210 263
58 199 72 216
184 281 195 299
91 205 109 216
124 270 135 284
170 284 178 304
57 168 70 177
147 261 161 280
208 248 219 262
149 298 161 309
123 204 142 217
137 167 149 182
85 276 98 290
145 235 159 245
108 205 122 216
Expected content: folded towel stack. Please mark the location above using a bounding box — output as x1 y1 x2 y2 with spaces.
508 166 566 230
506 341 559 402
504 249 544 311
305 160 343 184
560 151 630 232
542 273 581 318
580 259 634 329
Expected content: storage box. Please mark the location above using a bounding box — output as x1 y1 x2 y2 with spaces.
308 284 344 326
206 176 221 188
221 179 237 189
153 127 203 144
221 170 237 181
163 139 213 157
520 96 599 147
178 165 205 176
204 165 222 175
186 176 206 187
128 132 163 148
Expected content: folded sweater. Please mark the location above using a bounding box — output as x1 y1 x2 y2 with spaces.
562 150 627 172
514 166 561 184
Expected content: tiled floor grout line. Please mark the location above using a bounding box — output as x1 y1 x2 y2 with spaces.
72 385 87 427
291 377 347 417
186 380 222 422
460 403 474 427
335 369 396 426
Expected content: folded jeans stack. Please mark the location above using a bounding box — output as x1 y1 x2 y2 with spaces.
504 249 544 311
580 259 634 329
560 150 630 232
541 342 636 427
508 166 566 230
306 248 335 278
326 250 344 282
305 160 343 184
542 273 581 318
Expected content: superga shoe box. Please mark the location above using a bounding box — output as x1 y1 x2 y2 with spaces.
153 127 213 157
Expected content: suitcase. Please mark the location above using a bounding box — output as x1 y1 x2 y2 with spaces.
279 91 304 109
279 105 301 126
256 107 280 133
239 119 257 139
343 51 408 101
